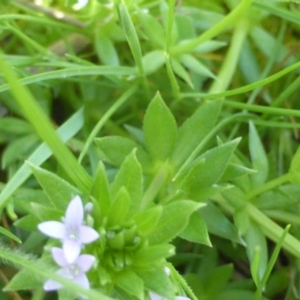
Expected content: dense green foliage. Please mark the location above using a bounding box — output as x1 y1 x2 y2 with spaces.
1 0 300 299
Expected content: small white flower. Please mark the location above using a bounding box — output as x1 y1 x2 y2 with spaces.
73 0 88 10
38 195 99 263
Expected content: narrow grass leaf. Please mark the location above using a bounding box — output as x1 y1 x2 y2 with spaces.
0 226 21 243
0 109 84 211
117 1 144 75
0 54 91 193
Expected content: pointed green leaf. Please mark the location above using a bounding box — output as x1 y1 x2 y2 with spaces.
111 150 143 213
137 267 174 299
28 163 81 210
148 200 205 244
0 226 21 243
138 11 165 48
134 244 175 266
142 50 165 75
220 163 257 182
179 212 211 246
180 54 216 78
143 92 177 161
95 136 151 170
183 139 240 192
95 35 119 66
171 58 194 88
117 1 144 75
249 122 269 187
245 221 268 285
90 162 111 219
14 215 40 232
30 203 62 221
171 100 222 169
134 206 162 235
4 268 41 291
115 270 144 299
199 201 243 244
107 187 131 227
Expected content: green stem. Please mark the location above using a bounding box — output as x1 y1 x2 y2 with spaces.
209 16 250 93
247 204 300 258
181 60 300 99
246 173 290 200
224 100 300 118
170 0 252 56
78 84 138 163
141 163 170 209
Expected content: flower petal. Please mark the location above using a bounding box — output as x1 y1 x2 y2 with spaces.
176 297 191 300
149 291 165 300
76 254 95 272
63 239 81 263
74 272 90 289
44 279 62 291
65 196 84 228
38 221 65 239
79 226 99 244
51 247 68 267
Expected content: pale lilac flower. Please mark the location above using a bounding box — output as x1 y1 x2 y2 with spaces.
38 195 99 263
149 291 190 300
44 247 95 291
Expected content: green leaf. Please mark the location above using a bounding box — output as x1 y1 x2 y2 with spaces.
14 215 40 232
0 54 91 193
115 270 144 299
147 200 204 245
233 207 250 236
245 221 268 286
2 135 38 169
204 264 234 298
249 122 269 187
179 212 211 246
137 267 174 299
107 187 131 227
111 150 143 213
182 139 240 192
199 201 242 244
95 136 151 170
180 54 216 78
4 268 41 291
133 206 163 235
171 100 222 169
171 58 194 88
143 92 177 161
117 1 144 75
0 226 21 243
134 244 175 266
220 163 257 182
0 108 84 211
0 117 33 135
142 50 165 75
138 10 165 48
95 35 119 66
90 162 111 219
30 203 62 221
29 164 81 211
